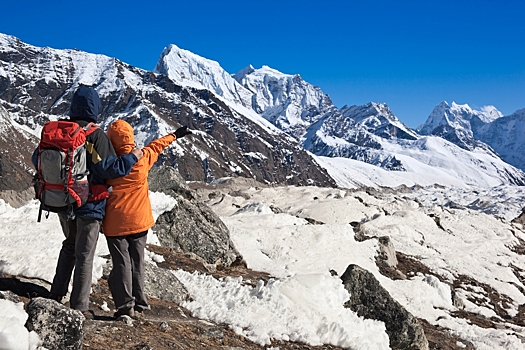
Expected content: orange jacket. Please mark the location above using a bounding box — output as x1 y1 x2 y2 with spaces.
102 119 176 237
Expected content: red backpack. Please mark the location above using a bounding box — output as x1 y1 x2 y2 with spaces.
34 120 98 221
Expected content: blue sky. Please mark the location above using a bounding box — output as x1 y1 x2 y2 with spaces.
2 0 524 128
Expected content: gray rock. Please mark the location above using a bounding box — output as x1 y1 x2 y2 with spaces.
143 263 190 304
512 207 525 226
149 166 243 267
0 290 20 303
202 326 224 342
103 260 190 305
159 321 172 331
341 264 429 350
452 289 465 309
377 236 398 268
25 297 85 350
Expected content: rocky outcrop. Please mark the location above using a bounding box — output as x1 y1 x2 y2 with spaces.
377 236 398 268
149 166 243 268
0 104 38 194
512 207 525 226
25 297 85 350
341 264 429 350
0 290 20 303
143 263 190 304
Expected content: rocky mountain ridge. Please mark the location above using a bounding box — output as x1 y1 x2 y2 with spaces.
149 37 525 185
0 33 335 193
418 101 525 172
2 32 525 192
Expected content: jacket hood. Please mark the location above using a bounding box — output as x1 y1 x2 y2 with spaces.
70 86 101 123
107 120 135 156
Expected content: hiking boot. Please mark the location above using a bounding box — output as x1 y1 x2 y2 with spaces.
82 310 95 320
133 309 144 319
114 307 135 319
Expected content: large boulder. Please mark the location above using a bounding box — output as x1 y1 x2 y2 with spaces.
149 166 243 267
25 297 84 350
143 263 190 304
102 260 190 304
341 264 429 350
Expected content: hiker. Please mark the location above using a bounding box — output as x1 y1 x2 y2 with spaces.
33 86 143 319
103 119 192 319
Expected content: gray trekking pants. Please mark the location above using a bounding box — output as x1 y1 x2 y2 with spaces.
106 231 149 312
50 214 100 311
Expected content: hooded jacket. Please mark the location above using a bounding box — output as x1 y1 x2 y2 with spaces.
102 119 177 237
32 86 138 220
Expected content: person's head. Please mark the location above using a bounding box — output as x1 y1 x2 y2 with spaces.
70 85 101 123
107 119 135 157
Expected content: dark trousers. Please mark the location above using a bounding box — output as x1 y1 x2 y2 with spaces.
106 231 148 312
50 214 100 311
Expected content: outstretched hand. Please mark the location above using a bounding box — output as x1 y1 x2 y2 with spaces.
131 147 144 160
174 126 192 139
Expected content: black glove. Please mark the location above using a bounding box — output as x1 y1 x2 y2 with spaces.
174 126 192 139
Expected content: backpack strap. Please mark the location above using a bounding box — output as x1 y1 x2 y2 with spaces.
84 122 99 136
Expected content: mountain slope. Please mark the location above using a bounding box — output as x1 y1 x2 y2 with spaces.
340 103 418 141
234 65 334 140
473 108 525 171
153 44 253 109
0 104 38 191
0 33 336 187
417 101 502 152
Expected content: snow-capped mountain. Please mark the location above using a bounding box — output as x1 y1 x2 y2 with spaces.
0 104 38 191
417 101 502 151
473 108 525 171
0 33 336 189
148 43 525 186
1 32 525 190
233 65 334 140
418 101 525 173
340 102 418 141
153 44 253 109
419 101 502 135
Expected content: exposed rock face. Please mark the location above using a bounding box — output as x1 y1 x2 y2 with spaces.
149 166 243 267
25 297 85 350
143 263 190 304
377 236 398 268
340 102 418 141
0 104 38 193
341 264 429 350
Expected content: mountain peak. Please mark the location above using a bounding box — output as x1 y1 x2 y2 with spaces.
479 105 503 122
339 102 418 140
233 65 255 82
421 101 503 134
153 44 252 108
